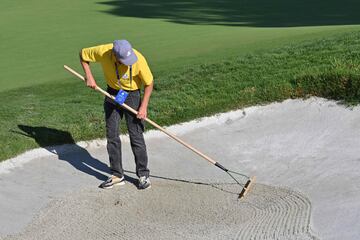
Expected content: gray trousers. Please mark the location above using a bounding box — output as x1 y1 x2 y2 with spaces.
104 87 149 178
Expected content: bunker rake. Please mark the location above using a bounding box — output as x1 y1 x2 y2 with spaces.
64 65 255 199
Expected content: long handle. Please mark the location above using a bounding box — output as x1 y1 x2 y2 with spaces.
63 65 222 167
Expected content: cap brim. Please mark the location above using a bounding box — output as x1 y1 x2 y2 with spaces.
120 52 138 66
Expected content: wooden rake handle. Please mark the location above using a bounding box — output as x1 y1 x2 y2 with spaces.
63 65 218 166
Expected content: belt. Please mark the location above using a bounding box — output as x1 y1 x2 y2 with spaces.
106 86 139 95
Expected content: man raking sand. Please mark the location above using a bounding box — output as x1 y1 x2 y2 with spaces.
67 39 254 198
80 40 153 190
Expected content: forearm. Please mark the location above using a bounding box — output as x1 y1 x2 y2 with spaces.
136 82 153 119
81 61 91 76
141 82 153 108
80 52 92 78
79 50 97 89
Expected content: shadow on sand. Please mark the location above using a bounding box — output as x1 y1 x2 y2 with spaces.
14 125 139 185
15 125 109 181
124 170 244 197
14 125 244 196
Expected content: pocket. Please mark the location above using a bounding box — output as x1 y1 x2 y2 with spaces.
133 117 145 133
125 91 141 109
104 96 116 105
138 120 145 133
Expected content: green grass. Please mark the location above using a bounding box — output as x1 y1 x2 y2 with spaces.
1 31 360 161
1 0 360 92
2 0 360 161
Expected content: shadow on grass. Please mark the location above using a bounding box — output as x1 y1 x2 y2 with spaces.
15 125 109 181
98 0 360 27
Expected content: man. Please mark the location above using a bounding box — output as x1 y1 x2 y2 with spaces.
80 40 153 189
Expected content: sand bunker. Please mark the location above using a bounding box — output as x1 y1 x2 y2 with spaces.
2 180 317 240
1 97 359 239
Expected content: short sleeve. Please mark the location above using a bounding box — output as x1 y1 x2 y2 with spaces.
81 46 104 62
139 57 153 85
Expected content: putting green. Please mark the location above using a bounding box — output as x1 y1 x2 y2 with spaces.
1 0 360 92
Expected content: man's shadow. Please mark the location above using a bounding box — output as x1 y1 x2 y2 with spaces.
14 125 245 195
15 125 112 181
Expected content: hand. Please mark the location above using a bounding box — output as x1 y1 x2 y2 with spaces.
85 76 97 89
137 105 147 119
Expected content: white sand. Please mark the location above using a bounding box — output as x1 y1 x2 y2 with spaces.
0 97 359 239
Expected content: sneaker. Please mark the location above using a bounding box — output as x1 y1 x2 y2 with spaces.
138 176 151 190
100 175 125 189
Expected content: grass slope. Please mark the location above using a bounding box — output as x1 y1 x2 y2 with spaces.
1 31 360 161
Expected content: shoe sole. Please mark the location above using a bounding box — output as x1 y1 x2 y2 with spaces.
138 184 151 190
101 181 125 189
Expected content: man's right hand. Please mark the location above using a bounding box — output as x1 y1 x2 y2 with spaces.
85 76 98 89
80 53 97 90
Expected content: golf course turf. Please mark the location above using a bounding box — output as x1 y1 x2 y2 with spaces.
1 0 360 161
1 1 360 239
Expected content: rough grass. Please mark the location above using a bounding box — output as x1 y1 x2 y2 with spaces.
1 31 360 161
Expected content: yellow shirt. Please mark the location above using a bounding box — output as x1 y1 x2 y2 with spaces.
81 44 153 91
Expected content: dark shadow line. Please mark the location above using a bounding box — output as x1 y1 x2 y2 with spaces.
124 170 242 196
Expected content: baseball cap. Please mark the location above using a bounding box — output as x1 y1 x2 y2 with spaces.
112 40 138 66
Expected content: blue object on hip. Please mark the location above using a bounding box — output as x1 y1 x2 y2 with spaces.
115 89 129 105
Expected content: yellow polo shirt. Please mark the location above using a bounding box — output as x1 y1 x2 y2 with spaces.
81 44 153 91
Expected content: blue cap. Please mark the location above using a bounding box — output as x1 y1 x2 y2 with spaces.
112 40 138 66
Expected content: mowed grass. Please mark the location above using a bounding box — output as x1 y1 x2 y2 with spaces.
1 0 360 92
1 31 360 161
1 0 360 161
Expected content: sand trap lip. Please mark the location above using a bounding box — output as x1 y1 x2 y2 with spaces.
1 181 317 240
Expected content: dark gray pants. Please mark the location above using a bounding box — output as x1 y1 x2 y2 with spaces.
104 87 149 178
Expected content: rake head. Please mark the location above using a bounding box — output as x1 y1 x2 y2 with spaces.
215 162 255 199
238 176 256 199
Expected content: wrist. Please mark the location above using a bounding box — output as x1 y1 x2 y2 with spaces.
140 101 148 108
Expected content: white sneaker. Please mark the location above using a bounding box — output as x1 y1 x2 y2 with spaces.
100 175 125 189
138 176 151 189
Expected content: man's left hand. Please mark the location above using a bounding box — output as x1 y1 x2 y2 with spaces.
137 105 147 119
